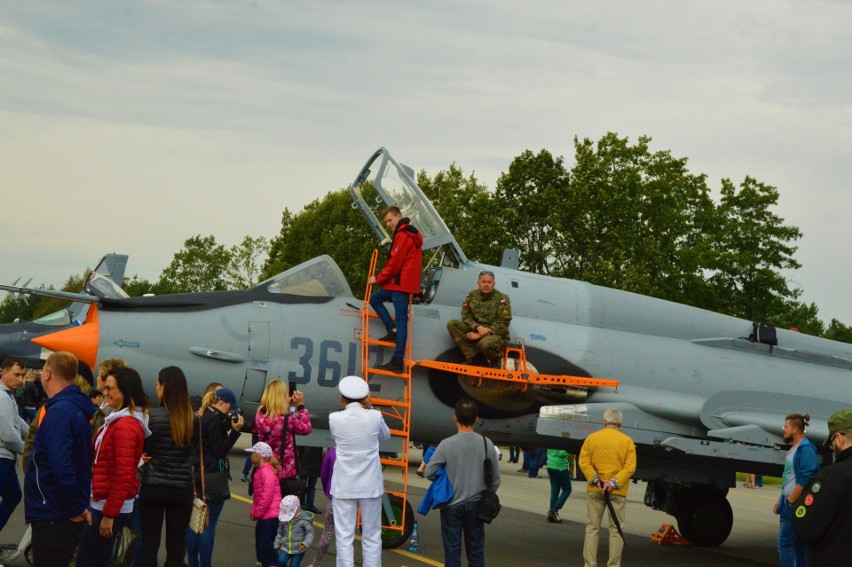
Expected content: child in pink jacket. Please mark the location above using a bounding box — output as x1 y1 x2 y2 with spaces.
247 442 282 567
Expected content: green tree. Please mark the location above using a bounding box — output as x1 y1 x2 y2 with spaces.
416 165 501 265
225 235 271 289
154 235 232 294
710 177 802 321
122 275 155 297
492 149 569 275
823 319 852 343
263 190 376 295
550 134 718 307
773 301 825 337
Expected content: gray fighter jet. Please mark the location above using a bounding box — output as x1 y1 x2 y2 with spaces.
3 148 850 548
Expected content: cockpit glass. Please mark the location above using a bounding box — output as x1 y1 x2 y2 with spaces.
86 273 130 299
33 308 72 325
265 256 351 297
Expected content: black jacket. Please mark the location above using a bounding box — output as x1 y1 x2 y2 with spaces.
192 407 240 474
792 446 852 566
140 407 195 489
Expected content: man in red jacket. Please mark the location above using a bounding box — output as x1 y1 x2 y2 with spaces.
368 206 423 374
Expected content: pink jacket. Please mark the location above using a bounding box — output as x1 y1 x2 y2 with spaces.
250 463 281 521
255 408 313 479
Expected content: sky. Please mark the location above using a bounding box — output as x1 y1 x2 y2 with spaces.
1 1 850 324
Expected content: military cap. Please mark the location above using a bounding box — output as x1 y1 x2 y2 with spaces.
825 409 852 446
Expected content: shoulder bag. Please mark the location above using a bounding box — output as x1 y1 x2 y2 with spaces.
477 435 501 523
279 412 307 499
189 415 210 534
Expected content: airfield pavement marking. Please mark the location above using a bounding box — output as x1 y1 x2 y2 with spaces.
229 490 444 567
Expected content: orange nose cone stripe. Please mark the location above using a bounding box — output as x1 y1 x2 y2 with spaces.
32 305 100 370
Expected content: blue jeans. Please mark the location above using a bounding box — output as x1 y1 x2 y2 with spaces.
0 458 21 532
278 549 305 567
186 499 225 567
778 505 808 567
528 448 545 478
256 517 278 566
369 288 410 361
440 500 485 567
547 468 572 511
76 509 130 567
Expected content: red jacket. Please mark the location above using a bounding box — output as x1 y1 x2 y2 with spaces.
375 218 423 294
91 414 145 518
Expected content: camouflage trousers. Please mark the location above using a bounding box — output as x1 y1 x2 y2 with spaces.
447 319 507 362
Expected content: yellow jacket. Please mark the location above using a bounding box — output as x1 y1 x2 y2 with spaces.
579 426 637 497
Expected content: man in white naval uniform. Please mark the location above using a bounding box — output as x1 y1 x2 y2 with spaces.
329 376 391 567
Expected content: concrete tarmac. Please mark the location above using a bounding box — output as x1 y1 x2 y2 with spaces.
0 436 783 566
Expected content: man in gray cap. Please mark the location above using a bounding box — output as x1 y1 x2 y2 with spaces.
791 409 852 567
329 376 390 567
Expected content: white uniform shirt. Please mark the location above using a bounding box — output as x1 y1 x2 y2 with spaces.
329 402 391 499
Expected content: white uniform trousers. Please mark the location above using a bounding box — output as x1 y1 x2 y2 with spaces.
333 495 383 567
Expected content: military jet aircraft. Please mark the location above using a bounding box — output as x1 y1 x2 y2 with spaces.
3 148 850 549
0 253 128 366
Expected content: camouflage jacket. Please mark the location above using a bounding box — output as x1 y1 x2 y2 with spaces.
460 289 512 339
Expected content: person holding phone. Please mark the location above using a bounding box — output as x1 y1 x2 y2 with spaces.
255 380 312 497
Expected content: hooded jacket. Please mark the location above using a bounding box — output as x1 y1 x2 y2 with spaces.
0 381 27 461
24 384 95 523
374 217 423 294
273 509 315 554
90 407 149 518
249 462 281 521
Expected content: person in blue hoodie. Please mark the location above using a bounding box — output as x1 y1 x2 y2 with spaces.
24 351 95 567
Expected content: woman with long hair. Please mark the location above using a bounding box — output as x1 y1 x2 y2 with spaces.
77 366 149 567
139 366 197 567
255 380 312 493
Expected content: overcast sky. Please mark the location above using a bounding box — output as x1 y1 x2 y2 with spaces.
2 1 850 324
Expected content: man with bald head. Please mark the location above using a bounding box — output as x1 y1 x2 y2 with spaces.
24 351 96 567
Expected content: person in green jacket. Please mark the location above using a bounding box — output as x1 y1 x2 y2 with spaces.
546 449 572 523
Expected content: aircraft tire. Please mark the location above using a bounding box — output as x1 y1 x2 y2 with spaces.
380 495 415 549
675 492 733 547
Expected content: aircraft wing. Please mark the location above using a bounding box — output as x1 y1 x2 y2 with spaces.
0 284 101 304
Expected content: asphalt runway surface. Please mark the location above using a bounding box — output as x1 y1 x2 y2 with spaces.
0 435 783 566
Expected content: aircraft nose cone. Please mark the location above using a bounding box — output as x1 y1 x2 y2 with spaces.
32 305 100 370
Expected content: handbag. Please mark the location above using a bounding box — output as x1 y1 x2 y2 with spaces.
477 435 501 524
278 412 307 499
189 415 211 535
111 524 138 567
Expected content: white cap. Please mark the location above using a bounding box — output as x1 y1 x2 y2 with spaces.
279 494 300 521
339 375 369 400
245 441 273 458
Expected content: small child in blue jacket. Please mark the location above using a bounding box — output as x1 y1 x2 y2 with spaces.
274 494 314 567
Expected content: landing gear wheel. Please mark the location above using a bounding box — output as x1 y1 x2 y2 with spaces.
380 495 414 549
676 493 733 546
25 544 33 566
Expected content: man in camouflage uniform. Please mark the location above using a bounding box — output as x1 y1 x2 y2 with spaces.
447 271 512 367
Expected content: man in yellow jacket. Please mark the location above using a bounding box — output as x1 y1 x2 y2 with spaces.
578 408 637 567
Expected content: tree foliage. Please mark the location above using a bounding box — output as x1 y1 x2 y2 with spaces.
263 189 376 295
709 177 803 321
225 235 270 289
154 235 231 294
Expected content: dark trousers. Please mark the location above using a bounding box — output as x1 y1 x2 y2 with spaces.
32 518 86 567
77 509 130 567
255 517 279 566
0 457 22 532
139 483 194 567
440 500 485 567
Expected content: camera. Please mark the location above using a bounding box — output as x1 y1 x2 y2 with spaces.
230 407 243 423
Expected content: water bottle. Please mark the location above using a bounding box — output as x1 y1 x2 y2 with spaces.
408 520 420 553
